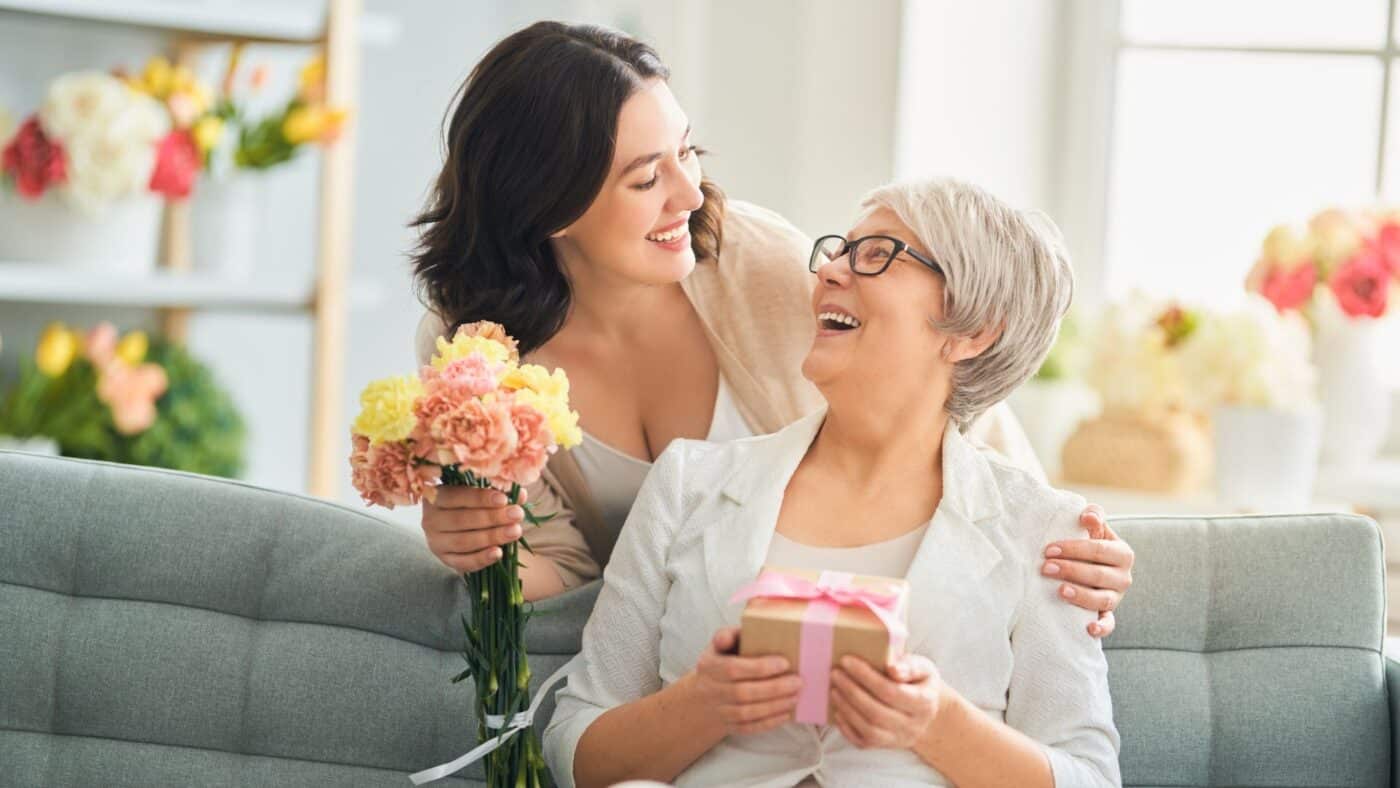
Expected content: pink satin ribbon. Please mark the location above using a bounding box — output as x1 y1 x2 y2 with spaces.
730 569 907 724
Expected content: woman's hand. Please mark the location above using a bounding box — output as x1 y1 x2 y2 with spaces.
1042 504 1135 638
686 627 803 736
831 654 945 750
421 486 527 572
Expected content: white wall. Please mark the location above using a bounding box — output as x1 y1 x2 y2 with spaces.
894 0 1066 213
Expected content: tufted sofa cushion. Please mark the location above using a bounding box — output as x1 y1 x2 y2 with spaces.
1106 514 1390 787
0 450 595 787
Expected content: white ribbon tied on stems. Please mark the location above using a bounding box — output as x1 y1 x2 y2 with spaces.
409 658 577 785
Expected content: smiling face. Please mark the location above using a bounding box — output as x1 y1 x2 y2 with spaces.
802 206 989 411
549 78 705 286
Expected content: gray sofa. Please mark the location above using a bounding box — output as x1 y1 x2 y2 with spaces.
1 450 1395 787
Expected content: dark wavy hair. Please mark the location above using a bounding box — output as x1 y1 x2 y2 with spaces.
411 21 726 355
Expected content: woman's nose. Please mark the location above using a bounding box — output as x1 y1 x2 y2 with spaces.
670 161 705 213
817 256 852 287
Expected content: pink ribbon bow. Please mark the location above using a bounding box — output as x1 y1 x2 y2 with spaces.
730 569 907 724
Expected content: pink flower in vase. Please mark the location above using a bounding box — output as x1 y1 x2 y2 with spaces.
1 116 67 200
84 322 118 366
1259 262 1317 313
1377 221 1400 279
149 129 200 199
1330 247 1391 318
96 361 168 435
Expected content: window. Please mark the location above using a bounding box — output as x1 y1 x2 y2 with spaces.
1089 0 1394 307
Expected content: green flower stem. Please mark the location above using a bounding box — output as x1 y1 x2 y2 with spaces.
447 469 546 788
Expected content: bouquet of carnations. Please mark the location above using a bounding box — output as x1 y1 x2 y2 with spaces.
1246 208 1400 320
348 321 580 788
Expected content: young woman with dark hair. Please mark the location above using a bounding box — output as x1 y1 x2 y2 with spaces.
409 21 1134 631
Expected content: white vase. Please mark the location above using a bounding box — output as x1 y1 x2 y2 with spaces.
1315 317 1392 466
0 435 60 456
0 190 162 275
190 172 262 279
1213 405 1321 511
1007 379 1099 480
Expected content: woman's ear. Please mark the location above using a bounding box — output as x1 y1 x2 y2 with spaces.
943 323 1003 363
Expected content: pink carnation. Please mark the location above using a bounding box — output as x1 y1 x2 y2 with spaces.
431 353 501 398
349 434 440 509
495 399 556 487
149 129 200 200
1259 262 1316 313
1378 222 1400 279
1330 247 1390 319
425 395 518 477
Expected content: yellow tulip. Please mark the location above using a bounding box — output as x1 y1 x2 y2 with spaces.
282 106 347 145
35 323 79 377
141 56 174 97
116 331 149 366
299 55 327 103
192 115 223 154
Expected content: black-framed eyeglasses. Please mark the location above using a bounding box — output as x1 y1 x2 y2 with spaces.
808 234 943 278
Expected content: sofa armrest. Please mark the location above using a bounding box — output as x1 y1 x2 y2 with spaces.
1387 655 1400 788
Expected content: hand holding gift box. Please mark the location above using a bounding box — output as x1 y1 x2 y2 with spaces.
731 566 910 725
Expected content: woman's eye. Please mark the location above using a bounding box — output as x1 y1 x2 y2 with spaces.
633 175 658 191
679 144 697 160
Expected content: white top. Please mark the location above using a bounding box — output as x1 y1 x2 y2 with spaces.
543 407 1121 788
766 524 930 579
571 375 754 539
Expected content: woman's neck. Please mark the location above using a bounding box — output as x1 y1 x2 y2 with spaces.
557 255 688 346
811 394 950 490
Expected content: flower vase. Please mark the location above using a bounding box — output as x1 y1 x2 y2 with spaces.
0 190 161 275
1212 405 1321 511
190 172 262 279
1315 317 1392 466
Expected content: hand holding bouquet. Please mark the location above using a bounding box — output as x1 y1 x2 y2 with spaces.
349 321 580 787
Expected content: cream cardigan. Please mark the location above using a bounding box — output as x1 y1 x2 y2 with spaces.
414 200 1043 587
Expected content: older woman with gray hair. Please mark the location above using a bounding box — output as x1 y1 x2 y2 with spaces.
542 177 1120 788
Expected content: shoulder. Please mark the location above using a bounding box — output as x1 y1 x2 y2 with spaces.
414 309 447 367
715 200 813 284
984 451 1087 557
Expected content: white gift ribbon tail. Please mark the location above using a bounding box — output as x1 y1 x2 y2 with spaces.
410 658 577 785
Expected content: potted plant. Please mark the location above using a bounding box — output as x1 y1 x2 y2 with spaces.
1245 208 1400 465
0 60 218 274
1179 297 1320 511
0 322 246 478
190 47 350 279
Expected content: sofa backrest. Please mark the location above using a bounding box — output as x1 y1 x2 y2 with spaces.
0 451 598 786
3 452 1390 787
1107 514 1389 787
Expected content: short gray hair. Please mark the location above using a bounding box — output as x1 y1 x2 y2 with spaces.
859 177 1073 430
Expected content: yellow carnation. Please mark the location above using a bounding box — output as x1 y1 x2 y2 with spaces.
513 388 582 449
115 331 149 365
35 323 80 377
431 333 511 369
352 374 424 445
500 363 570 400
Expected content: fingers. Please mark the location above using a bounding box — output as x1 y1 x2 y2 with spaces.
433 486 509 509
424 500 525 537
729 703 797 735
886 654 936 684
700 651 791 682
1078 503 1107 539
838 657 920 714
711 627 740 655
428 522 524 557
1041 555 1130 593
831 694 882 749
437 546 502 573
1089 611 1116 638
1055 581 1121 614
1044 536 1135 573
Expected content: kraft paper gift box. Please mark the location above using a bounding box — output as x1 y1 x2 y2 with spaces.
732 565 910 725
